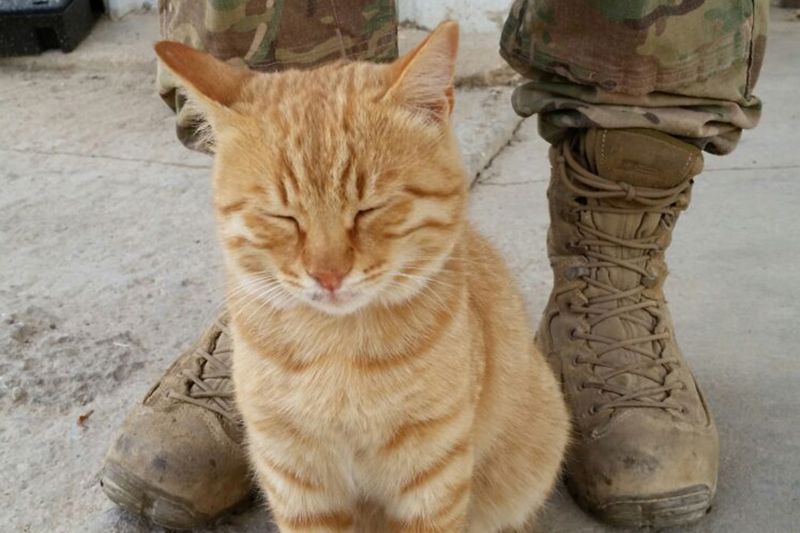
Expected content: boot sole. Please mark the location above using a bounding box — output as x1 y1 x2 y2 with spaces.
567 480 713 528
101 461 218 530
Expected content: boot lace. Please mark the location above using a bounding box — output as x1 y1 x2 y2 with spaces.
167 318 238 422
558 142 693 414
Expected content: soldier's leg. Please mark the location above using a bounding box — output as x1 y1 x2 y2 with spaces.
158 0 399 151
500 0 767 528
100 1 398 529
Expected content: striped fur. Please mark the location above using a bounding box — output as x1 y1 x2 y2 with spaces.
156 21 568 533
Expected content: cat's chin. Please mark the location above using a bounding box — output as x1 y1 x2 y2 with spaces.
302 289 373 316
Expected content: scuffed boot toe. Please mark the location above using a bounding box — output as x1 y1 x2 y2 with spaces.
100 317 252 529
101 405 251 529
566 410 718 528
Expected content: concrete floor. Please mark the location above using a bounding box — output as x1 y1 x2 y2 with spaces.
1 9 798 533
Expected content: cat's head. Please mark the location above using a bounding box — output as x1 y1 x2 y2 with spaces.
156 21 466 316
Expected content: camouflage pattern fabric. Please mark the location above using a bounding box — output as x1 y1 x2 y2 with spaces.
157 0 398 150
500 0 769 154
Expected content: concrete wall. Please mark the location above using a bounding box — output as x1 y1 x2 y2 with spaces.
104 0 153 20
398 0 511 33
104 0 512 32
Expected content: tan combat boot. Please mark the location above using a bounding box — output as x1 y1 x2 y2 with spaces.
100 315 252 529
539 128 719 528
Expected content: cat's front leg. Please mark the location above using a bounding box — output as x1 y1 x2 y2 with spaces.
252 458 356 533
384 439 475 533
247 428 356 533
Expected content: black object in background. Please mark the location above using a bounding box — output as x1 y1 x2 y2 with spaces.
0 0 103 57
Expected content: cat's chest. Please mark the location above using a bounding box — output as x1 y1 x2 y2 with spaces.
235 320 471 444
277 353 407 429
241 341 422 439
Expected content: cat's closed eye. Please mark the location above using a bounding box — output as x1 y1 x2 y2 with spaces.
261 211 300 228
355 203 388 224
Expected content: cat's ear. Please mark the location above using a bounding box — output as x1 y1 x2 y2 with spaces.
385 20 459 122
154 41 254 112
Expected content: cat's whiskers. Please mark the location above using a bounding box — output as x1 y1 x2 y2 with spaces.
227 276 274 300
407 254 486 267
199 275 276 325
236 282 287 326
227 275 280 305
392 272 456 293
227 277 280 310
377 279 422 309
416 279 451 316
281 277 305 289
349 270 388 291
373 276 450 316
240 298 281 329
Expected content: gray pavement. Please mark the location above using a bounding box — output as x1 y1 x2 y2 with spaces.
1 9 799 533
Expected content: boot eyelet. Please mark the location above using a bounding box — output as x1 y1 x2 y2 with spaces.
569 294 588 309
565 266 590 281
567 301 584 313
573 355 583 366
569 328 585 341
588 405 598 415
567 208 580 222
567 240 587 253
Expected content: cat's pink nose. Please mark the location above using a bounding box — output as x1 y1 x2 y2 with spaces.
309 269 346 292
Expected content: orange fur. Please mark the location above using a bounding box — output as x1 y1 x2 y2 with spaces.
156 21 569 533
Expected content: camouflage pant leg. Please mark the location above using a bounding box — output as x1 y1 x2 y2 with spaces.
500 0 769 155
157 0 398 150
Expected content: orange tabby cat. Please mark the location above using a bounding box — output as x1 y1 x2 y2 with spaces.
155 21 569 533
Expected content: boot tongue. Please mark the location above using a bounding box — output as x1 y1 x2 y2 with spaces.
577 129 701 403
584 128 703 188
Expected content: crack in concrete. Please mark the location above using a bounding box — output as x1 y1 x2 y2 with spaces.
469 117 527 189
704 164 800 172
0 147 209 170
475 179 547 187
